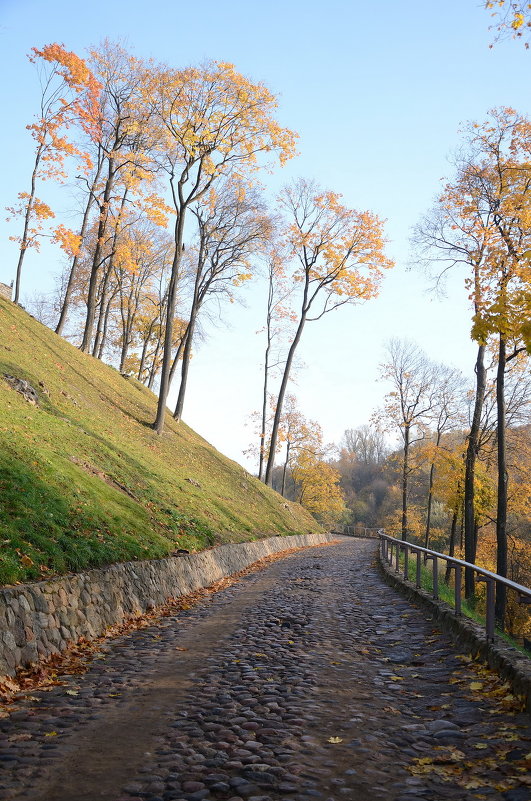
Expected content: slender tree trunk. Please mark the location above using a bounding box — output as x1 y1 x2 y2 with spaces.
169 327 188 385
445 505 459 583
464 344 487 598
173 310 197 420
174 237 205 421
92 261 113 357
154 210 186 433
81 157 116 353
148 341 161 389
264 312 307 486
281 440 291 497
55 159 103 335
495 334 508 629
401 423 410 540
137 322 155 382
424 430 441 548
259 341 271 482
96 289 116 360
14 146 43 304
259 275 275 481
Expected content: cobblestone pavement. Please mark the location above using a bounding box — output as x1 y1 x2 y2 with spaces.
0 538 529 801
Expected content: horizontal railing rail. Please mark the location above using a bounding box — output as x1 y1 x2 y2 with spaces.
378 532 531 642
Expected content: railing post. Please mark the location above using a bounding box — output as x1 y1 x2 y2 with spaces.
432 556 439 600
425 555 438 599
395 542 400 573
476 576 495 641
403 545 409 581
416 550 421 589
454 565 462 616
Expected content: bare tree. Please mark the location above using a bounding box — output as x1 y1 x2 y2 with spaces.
381 339 438 540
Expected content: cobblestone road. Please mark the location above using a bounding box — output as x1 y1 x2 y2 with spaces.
0 538 529 801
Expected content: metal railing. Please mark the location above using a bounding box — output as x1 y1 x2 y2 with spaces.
379 532 531 642
342 525 380 539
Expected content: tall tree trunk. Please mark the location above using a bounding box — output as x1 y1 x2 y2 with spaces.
495 334 508 629
264 312 307 486
92 261 113 357
281 440 291 497
445 504 459 583
81 156 116 353
97 287 118 360
154 210 186 434
464 344 487 598
148 340 161 389
137 320 155 382
173 311 197 420
259 340 271 482
55 158 103 335
401 423 410 540
14 145 43 304
424 430 442 548
169 327 188 385
259 274 275 481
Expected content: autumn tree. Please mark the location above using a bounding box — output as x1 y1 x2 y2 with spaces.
144 60 297 434
7 43 100 304
413 133 497 594
292 452 347 529
485 1 531 44
264 179 393 484
75 42 171 354
414 108 531 622
274 404 346 528
380 339 439 540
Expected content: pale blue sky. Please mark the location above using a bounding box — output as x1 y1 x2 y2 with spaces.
0 0 529 469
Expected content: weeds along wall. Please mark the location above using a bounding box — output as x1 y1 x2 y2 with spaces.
0 532 333 677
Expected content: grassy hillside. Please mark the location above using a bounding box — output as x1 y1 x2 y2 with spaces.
0 298 321 586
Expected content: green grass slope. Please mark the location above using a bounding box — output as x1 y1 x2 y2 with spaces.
0 298 321 586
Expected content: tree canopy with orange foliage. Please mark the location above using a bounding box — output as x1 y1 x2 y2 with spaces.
7 43 100 303
263 178 393 485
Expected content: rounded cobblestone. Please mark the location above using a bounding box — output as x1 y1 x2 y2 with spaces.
0 539 529 801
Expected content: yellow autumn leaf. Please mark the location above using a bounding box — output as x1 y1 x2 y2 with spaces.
327 736 343 744
390 675 404 681
469 681 483 690
44 731 57 737
474 743 488 749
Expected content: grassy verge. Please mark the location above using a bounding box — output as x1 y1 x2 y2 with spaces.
0 298 321 585
391 550 530 656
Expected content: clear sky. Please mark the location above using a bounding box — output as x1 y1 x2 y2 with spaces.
1 0 529 471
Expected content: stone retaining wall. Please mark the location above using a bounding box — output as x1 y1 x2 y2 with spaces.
378 551 531 712
0 532 334 678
